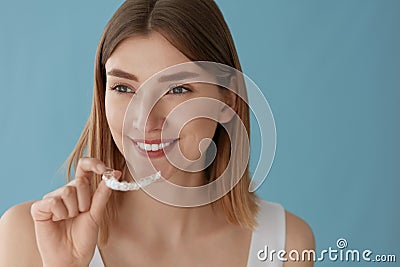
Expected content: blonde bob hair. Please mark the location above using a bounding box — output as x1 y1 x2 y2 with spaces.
65 0 259 246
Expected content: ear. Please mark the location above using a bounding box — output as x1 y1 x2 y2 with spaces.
219 75 238 124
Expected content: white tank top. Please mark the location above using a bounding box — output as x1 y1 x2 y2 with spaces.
89 200 285 267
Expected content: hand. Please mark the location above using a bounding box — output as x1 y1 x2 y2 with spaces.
30 158 121 267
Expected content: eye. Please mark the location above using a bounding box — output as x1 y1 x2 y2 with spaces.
110 84 134 94
167 85 190 95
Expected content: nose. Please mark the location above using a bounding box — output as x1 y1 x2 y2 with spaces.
132 94 165 133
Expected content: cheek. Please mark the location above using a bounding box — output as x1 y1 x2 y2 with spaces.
180 118 218 159
194 118 218 137
105 93 127 146
182 118 218 138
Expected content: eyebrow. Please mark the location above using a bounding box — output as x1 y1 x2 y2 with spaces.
106 68 199 83
107 69 138 81
157 71 200 82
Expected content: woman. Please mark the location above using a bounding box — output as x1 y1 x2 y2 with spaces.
0 0 314 266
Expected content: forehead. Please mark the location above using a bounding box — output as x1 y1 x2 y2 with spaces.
105 31 192 83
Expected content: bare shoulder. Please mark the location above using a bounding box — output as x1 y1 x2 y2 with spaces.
0 201 42 267
283 210 315 267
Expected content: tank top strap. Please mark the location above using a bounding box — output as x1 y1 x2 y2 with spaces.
246 200 286 267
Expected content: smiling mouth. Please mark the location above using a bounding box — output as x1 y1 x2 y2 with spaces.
136 141 173 152
132 139 179 154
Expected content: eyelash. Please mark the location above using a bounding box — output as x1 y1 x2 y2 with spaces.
109 83 191 95
166 85 191 95
109 83 135 94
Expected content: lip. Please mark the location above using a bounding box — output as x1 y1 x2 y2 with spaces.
132 138 178 144
132 138 179 158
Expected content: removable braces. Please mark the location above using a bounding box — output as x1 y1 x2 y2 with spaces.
101 168 161 191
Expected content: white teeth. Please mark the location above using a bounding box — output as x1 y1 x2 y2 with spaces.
145 144 152 151
136 141 173 152
138 142 145 150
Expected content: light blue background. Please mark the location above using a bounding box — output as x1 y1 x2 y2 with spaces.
0 0 398 266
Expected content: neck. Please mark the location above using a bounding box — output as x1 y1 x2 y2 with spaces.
113 170 226 246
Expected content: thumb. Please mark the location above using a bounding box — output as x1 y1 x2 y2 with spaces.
89 171 121 225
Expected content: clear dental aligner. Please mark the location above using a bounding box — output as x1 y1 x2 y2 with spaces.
102 168 161 191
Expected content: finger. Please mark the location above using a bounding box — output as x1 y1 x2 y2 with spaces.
60 186 79 218
31 200 52 221
112 170 122 180
31 197 68 222
42 181 77 199
89 181 111 226
50 197 69 221
42 189 61 200
75 157 107 180
89 171 122 225
73 178 91 212
42 185 68 200
73 170 121 212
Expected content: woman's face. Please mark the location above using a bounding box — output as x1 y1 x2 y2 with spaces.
104 31 226 184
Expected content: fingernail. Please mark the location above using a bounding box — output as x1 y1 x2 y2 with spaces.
97 164 106 173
